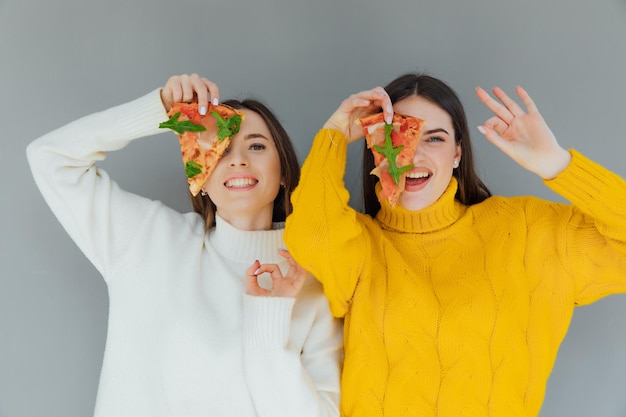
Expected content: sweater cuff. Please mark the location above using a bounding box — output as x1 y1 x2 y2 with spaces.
544 149 626 219
243 294 295 348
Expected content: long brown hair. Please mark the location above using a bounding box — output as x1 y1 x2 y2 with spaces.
362 73 491 217
190 99 300 230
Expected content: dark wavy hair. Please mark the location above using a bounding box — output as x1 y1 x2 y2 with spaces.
362 73 491 217
190 98 300 230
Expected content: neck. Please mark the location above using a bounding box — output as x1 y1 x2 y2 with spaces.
375 178 465 233
215 207 274 231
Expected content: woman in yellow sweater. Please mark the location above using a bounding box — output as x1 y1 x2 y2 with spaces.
284 73 626 417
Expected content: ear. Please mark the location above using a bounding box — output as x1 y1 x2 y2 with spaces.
454 143 462 162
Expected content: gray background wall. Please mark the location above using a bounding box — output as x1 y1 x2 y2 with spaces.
1 0 626 416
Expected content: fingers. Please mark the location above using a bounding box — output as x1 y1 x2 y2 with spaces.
492 86 527 118
357 87 393 123
254 262 285 282
476 123 510 154
246 254 307 298
515 85 538 114
475 86 516 124
245 260 270 296
277 248 299 270
477 85 539 123
338 87 393 121
198 76 220 115
161 74 220 115
483 116 509 137
324 86 394 141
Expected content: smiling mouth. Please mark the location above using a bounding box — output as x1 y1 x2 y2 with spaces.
224 178 258 189
404 171 431 187
406 171 430 179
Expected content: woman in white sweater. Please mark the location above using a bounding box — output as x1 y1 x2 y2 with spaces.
26 73 343 417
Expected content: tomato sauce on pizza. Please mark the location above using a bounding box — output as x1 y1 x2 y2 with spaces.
358 113 425 207
159 102 244 196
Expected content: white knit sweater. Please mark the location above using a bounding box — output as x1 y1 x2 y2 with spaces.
26 89 342 417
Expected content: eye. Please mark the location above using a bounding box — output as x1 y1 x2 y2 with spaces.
222 145 231 155
249 143 266 151
426 136 444 142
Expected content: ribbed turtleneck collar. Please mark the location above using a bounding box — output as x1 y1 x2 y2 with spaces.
375 178 466 234
208 214 286 263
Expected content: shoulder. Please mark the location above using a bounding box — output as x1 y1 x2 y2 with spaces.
139 205 206 247
467 194 570 226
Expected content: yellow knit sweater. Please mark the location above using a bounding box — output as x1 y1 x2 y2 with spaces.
285 128 626 417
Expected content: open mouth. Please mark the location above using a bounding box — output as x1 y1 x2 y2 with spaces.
405 171 431 187
224 177 258 189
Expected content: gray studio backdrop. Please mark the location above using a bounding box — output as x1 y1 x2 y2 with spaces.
1 0 626 416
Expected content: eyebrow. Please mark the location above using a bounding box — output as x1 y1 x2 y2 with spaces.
424 128 450 135
244 133 270 140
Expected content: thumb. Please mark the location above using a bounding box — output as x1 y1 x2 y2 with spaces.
477 124 514 156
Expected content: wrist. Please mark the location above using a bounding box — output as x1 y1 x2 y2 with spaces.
539 148 572 180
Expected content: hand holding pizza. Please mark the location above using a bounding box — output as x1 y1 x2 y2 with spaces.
245 250 307 298
161 73 220 115
475 86 571 180
159 74 245 196
324 87 395 143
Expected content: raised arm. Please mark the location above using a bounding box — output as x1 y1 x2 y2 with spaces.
26 87 170 278
285 87 393 317
477 85 626 303
26 74 221 279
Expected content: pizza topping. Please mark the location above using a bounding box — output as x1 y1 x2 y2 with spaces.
357 112 425 207
373 123 414 184
211 111 243 142
159 102 245 196
185 160 203 178
159 112 207 134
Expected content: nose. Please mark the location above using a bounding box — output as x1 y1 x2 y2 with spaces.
226 145 248 167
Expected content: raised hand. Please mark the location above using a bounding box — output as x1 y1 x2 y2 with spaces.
160 73 220 115
475 86 571 179
324 87 395 143
245 250 307 298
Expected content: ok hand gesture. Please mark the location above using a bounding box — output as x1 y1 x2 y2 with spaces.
245 250 307 298
475 86 571 179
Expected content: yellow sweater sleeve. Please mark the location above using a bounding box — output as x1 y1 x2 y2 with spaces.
542 150 626 304
285 129 369 318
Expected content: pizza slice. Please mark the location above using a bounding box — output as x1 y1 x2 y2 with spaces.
159 102 244 196
357 112 425 207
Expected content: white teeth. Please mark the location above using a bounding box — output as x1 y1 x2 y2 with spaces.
225 178 257 188
406 171 430 179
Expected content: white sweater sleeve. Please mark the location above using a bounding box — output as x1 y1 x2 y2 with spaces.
242 282 342 417
26 89 171 278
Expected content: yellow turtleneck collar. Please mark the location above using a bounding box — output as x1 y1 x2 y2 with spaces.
374 177 467 234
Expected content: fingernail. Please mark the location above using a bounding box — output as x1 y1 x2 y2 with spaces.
199 106 207 115
212 98 219 105
254 268 260 275
386 115 393 124
278 247 287 251
477 126 486 134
